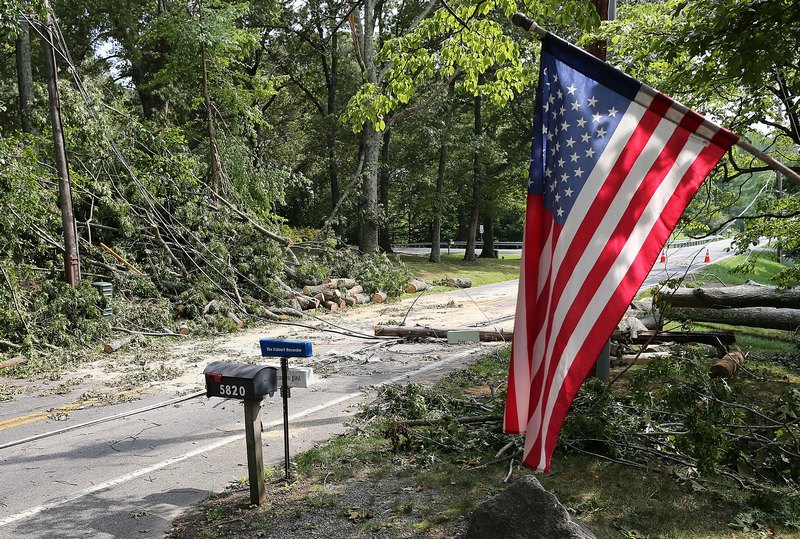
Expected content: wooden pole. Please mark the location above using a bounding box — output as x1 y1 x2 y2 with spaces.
244 399 266 505
42 1 80 287
510 11 800 185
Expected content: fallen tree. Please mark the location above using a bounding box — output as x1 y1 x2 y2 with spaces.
658 282 800 309
668 306 800 331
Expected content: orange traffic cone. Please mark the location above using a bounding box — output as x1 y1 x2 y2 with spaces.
660 251 666 263
704 249 711 263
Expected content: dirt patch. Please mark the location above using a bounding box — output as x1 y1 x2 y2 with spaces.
168 468 471 539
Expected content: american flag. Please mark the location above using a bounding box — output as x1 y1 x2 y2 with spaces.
504 34 738 472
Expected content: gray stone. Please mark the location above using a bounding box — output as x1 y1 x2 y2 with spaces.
465 476 596 539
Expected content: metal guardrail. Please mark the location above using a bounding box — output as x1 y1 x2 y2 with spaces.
396 236 723 251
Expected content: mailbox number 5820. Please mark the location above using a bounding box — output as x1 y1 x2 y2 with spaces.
220 384 246 397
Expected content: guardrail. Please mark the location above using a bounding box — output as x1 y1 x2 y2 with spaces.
395 236 724 251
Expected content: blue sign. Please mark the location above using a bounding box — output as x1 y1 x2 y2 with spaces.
259 339 312 358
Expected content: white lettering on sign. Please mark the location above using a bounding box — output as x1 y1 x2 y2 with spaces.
220 384 246 397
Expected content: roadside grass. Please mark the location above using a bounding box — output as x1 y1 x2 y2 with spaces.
169 349 800 539
690 252 796 286
392 252 521 290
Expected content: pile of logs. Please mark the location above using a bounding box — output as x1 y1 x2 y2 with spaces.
275 277 424 312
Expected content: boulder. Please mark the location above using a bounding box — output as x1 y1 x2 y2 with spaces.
466 476 595 539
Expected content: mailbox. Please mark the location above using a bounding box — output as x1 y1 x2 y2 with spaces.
203 361 278 401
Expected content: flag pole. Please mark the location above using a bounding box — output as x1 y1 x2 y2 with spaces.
511 12 800 185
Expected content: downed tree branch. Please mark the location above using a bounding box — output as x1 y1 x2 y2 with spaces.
374 325 512 342
392 414 501 428
610 330 736 346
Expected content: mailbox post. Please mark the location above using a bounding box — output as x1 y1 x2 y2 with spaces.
259 339 313 481
203 361 278 505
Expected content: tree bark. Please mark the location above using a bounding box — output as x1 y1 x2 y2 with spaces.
374 325 511 342
658 283 800 309
669 306 800 331
430 80 455 263
378 128 393 252
16 20 37 135
479 213 496 258
356 0 381 253
464 92 482 262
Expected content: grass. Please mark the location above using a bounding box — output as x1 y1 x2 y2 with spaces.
392 252 521 289
691 252 797 286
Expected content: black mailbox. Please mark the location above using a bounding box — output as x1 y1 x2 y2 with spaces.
203 361 278 401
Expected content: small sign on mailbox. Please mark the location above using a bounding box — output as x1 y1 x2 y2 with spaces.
259 339 312 358
203 361 278 401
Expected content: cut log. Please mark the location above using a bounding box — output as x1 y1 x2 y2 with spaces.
346 285 363 297
710 349 746 378
353 293 371 304
610 330 736 346
405 279 429 293
343 296 356 307
658 282 800 309
323 300 339 311
374 325 512 342
372 291 388 303
178 323 191 335
228 312 245 329
327 277 357 289
610 351 671 367
668 306 800 331
296 294 320 310
303 284 341 299
104 335 133 354
447 278 472 288
337 298 347 310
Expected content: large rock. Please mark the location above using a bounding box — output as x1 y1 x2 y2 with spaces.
465 476 595 539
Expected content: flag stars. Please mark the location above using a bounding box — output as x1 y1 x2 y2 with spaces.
560 172 569 183
565 137 575 148
571 101 580 111
607 106 618 117
564 186 574 197
596 127 607 138
576 117 587 128
566 84 577 95
581 132 591 143
560 121 570 131
556 89 563 99
557 157 565 168
585 147 596 158
556 207 564 217
570 152 579 163
554 193 561 203
574 167 584 177
588 96 598 107
592 112 603 123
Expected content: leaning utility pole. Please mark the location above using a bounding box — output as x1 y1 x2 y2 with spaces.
42 0 80 287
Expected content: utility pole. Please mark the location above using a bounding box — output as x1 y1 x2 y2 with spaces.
589 0 615 382
42 0 80 287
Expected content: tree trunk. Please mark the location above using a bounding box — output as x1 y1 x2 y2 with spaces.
658 283 800 309
669 306 800 331
464 92 482 262
357 0 381 253
326 28 344 239
16 20 37 135
378 128 393 252
479 213 496 258
430 80 455 263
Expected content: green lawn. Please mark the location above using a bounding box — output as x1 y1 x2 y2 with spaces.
392 252 521 289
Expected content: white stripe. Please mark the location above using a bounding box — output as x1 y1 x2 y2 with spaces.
508 240 531 431
537 127 707 463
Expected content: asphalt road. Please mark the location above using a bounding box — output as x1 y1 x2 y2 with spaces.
0 241 733 538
